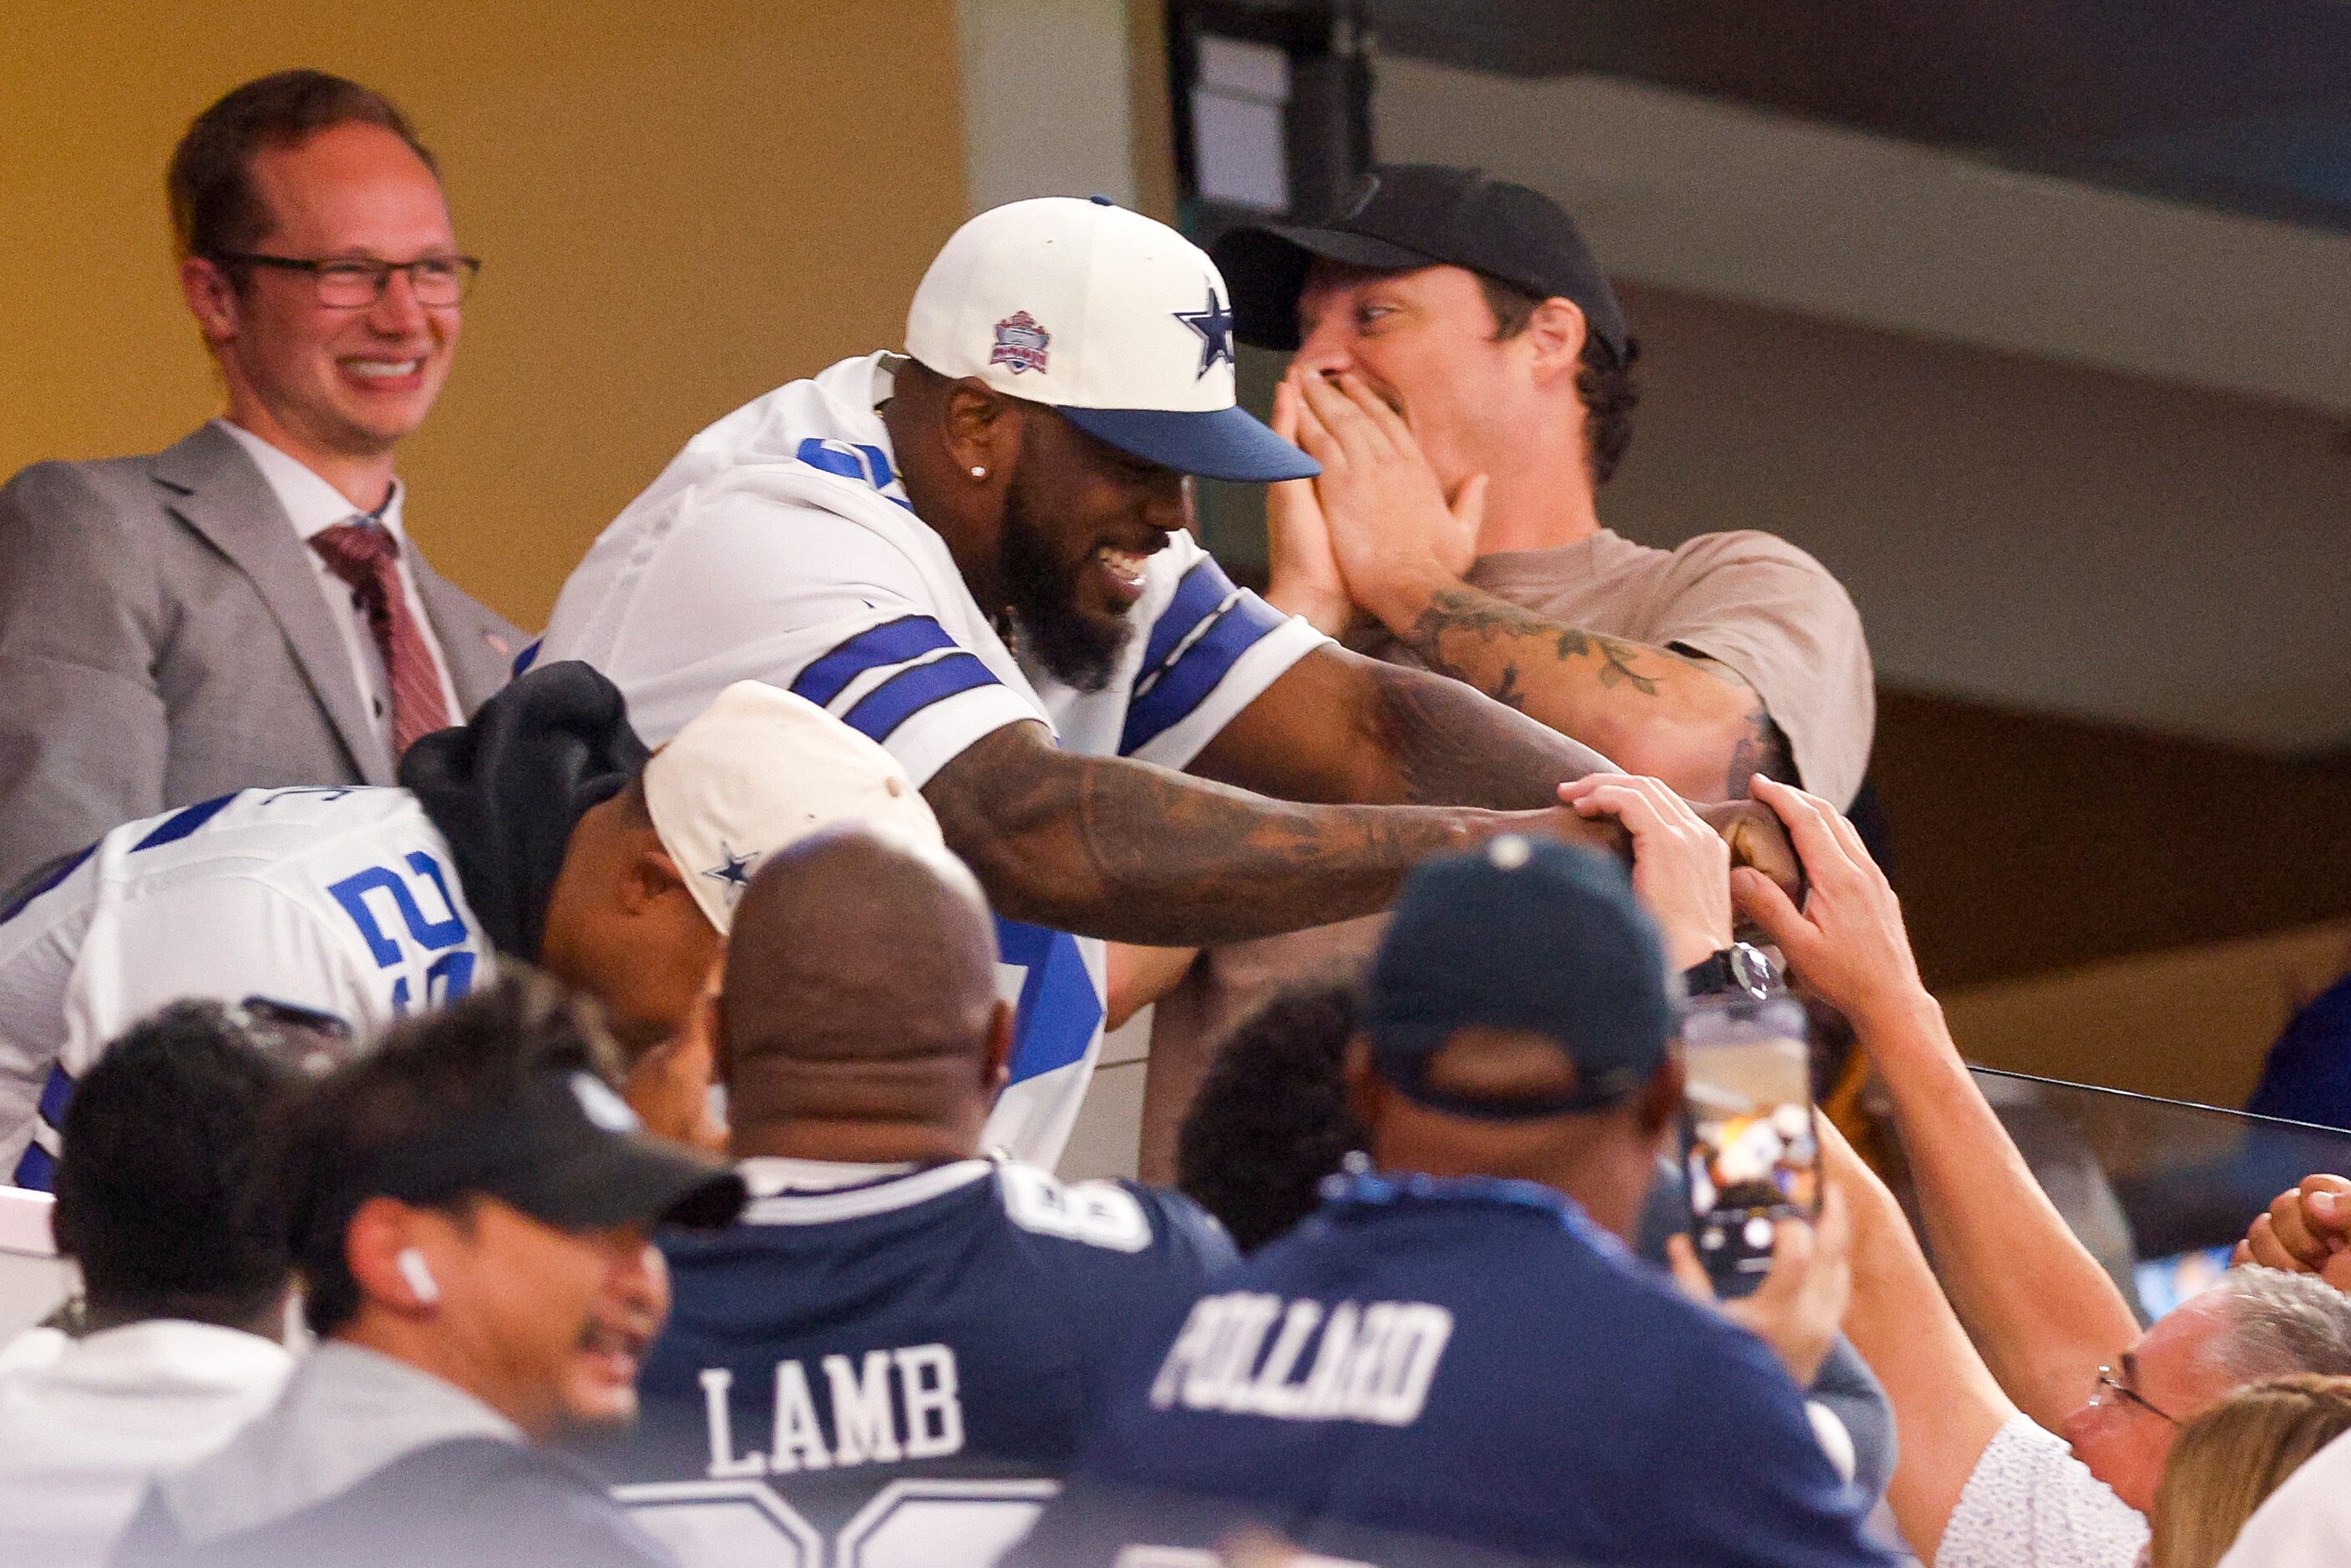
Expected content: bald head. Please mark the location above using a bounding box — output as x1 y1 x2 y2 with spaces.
718 825 1011 1161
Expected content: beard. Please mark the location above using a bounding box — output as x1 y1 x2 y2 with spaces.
996 473 1128 692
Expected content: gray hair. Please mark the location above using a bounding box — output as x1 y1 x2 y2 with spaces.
2203 1267 2351 1384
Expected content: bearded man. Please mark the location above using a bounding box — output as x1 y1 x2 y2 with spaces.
538 196 1791 1166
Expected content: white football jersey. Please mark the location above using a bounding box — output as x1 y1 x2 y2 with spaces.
540 352 1328 1166
0 787 493 1187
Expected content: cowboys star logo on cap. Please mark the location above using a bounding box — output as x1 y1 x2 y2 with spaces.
702 842 757 901
1173 286 1236 379
989 310 1050 374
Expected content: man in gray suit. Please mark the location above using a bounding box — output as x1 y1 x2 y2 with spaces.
0 71 519 894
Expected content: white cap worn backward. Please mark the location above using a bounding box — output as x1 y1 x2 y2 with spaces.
644 681 945 934
904 195 1318 483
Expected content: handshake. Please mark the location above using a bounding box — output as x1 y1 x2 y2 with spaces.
1553 771 1851 985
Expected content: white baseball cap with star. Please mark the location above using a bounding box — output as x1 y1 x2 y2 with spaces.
904 195 1318 483
644 681 945 934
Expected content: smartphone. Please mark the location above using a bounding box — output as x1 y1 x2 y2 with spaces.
1682 994 1821 1299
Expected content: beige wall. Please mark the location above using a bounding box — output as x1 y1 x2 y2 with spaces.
0 0 970 630
1942 919 2351 1112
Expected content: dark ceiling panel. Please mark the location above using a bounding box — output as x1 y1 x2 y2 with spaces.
1353 0 2351 228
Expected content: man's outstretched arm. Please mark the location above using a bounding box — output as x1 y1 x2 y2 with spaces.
922 718 1607 948
1734 776 2141 1432
1188 638 1612 809
1188 643 1797 879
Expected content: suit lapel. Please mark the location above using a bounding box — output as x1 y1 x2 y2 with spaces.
151 424 396 783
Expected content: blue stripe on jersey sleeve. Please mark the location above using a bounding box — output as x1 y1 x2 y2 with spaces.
995 918 1106 1083
790 616 961 708
1136 558 1238 689
1118 591 1288 756
36 1065 72 1130
129 793 237 853
0 842 96 925
13 1140 55 1191
839 653 1001 744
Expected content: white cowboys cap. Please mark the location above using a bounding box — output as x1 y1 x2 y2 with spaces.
643 681 945 934
904 195 1320 483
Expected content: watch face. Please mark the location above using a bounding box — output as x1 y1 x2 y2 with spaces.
1729 944 1774 996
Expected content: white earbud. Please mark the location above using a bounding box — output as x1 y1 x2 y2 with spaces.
396 1247 440 1306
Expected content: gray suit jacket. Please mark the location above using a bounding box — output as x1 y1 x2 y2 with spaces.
0 423 524 892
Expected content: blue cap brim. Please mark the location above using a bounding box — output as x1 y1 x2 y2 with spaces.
1060 403 1320 483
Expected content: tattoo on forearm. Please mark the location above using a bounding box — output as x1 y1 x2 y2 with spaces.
1404 586 1685 704
1369 662 1614 812
1593 638 1659 696
923 722 1490 945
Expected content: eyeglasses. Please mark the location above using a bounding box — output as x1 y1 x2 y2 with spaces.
2089 1365 2181 1426
212 253 482 308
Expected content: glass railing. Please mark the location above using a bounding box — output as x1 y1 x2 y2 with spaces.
1894 1067 2351 1322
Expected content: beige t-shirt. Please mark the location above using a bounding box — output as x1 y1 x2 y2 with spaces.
1152 525 1875 1073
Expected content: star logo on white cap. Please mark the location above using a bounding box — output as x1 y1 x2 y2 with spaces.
1173 286 1235 378
701 843 757 902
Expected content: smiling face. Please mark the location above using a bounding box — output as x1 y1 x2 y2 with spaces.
996 407 1188 690
185 120 461 475
431 1199 669 1438
1292 260 1564 498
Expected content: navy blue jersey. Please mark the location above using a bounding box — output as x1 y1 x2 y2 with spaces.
1011 1171 1897 1568
580 1156 1235 1566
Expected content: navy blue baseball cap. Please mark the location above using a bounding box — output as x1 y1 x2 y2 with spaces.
1213 164 1631 362
1364 836 1677 1119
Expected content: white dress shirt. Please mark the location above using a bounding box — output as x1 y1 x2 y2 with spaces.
0 1318 293 1568
215 420 464 751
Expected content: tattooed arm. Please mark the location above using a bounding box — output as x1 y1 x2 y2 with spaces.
1182 644 1795 886
1272 367 1792 802
1188 640 1617 809
921 718 1615 946
1394 584 1791 802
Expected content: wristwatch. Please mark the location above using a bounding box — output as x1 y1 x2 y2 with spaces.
1681 941 1778 1000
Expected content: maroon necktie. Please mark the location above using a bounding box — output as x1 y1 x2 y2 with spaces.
310 519 454 757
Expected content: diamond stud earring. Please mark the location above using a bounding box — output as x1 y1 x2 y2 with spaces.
970 466 988 479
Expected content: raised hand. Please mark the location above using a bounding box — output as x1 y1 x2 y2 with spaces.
1729 776 1925 1033
2237 1174 2351 1293
1560 772 1731 970
1668 1180 1855 1386
1285 367 1484 634
1261 374 1357 638
1691 793 1804 908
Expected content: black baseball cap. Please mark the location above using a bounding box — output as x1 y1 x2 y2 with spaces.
1363 836 1676 1120
1212 164 1630 360
353 1068 746 1233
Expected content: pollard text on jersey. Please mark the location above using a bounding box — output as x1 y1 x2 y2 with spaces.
1149 1293 1453 1427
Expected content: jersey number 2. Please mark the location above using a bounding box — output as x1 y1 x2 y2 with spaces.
327 852 478 1014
